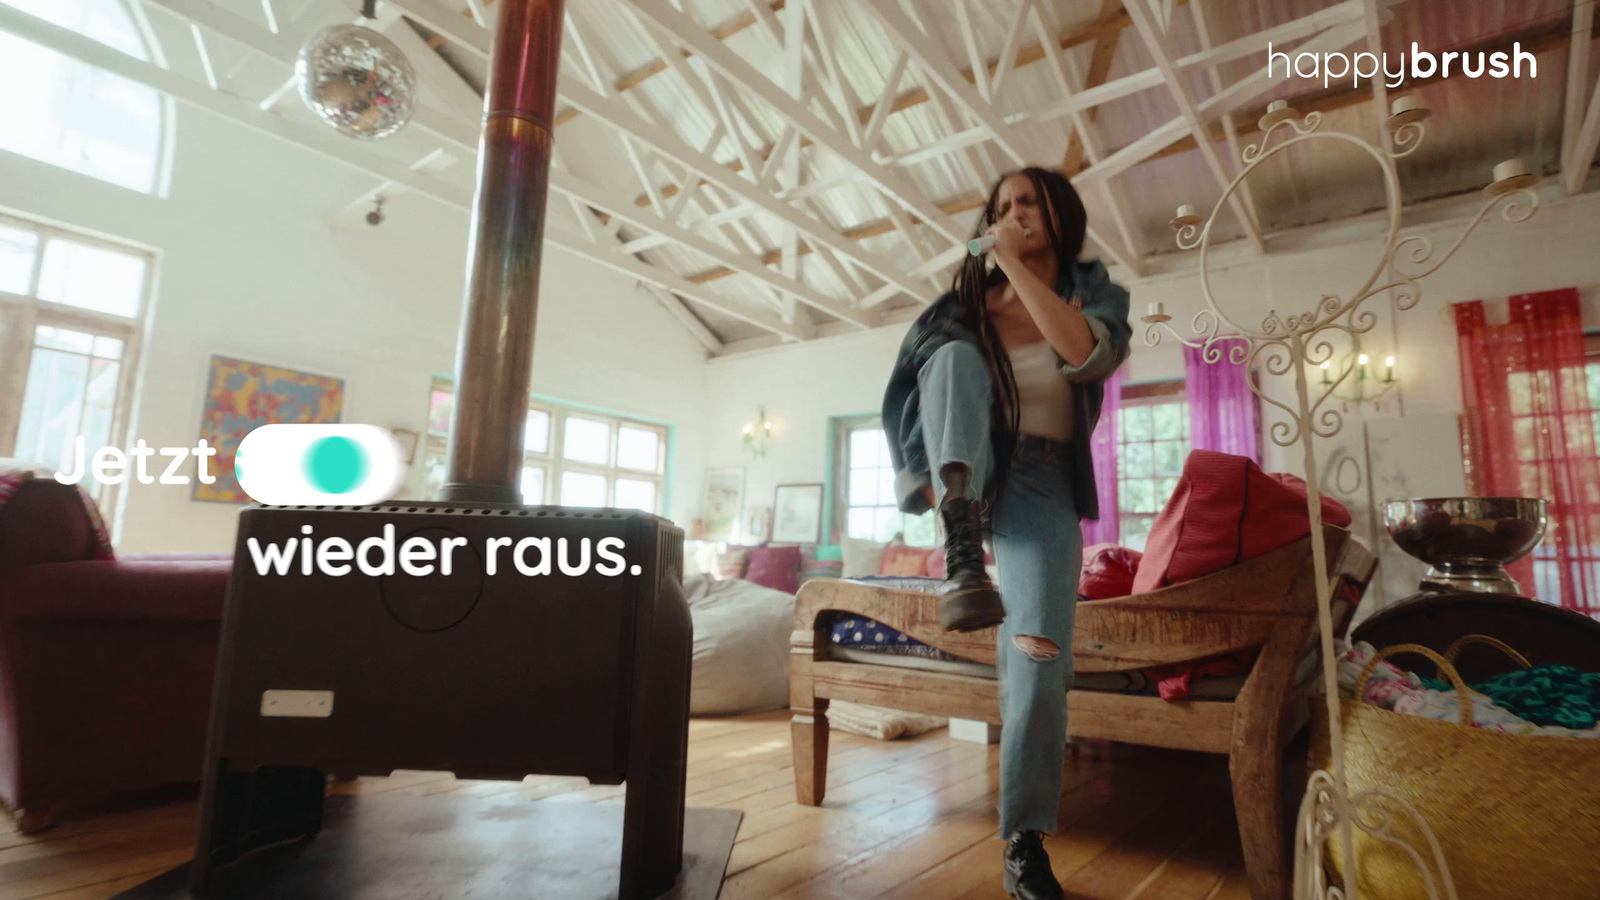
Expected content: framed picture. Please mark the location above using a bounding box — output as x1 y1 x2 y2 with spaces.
746 506 771 543
772 483 824 544
701 467 744 543
194 355 344 503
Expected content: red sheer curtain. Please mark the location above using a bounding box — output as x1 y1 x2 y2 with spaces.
1455 289 1600 615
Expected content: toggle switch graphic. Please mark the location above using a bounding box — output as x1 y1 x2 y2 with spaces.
235 424 405 505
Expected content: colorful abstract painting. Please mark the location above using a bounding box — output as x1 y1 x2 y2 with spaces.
194 356 344 503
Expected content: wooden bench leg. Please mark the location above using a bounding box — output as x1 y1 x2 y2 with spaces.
791 698 829 806
1231 736 1287 900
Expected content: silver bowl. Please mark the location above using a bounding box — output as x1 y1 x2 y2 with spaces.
1382 497 1547 595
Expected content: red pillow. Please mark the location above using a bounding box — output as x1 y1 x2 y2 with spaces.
1079 544 1143 600
924 547 947 579
1131 450 1351 594
880 543 936 577
744 544 802 594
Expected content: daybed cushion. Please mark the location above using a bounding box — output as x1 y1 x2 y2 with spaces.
1132 450 1352 594
685 574 794 714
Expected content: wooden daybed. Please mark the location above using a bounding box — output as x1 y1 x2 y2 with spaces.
790 527 1375 900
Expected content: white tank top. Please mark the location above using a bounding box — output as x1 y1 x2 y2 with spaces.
1008 341 1074 442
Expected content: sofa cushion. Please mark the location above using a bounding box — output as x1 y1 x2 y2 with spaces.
0 476 106 568
744 544 802 594
1132 450 1352 594
1079 544 1143 600
713 544 753 580
840 536 887 578
879 543 935 577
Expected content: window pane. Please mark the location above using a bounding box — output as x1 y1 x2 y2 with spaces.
0 223 37 294
1156 477 1180 510
1124 479 1155 514
1152 403 1183 439
424 454 445 499
850 428 883 469
524 409 550 454
91 334 123 359
846 507 875 539
36 238 147 317
560 471 607 507
15 346 90 471
873 508 901 543
1154 440 1185 476
520 466 544 506
1121 516 1155 552
848 469 877 506
83 357 118 461
902 511 937 548
616 425 660 472
428 389 453 435
1122 406 1152 441
1123 442 1153 478
1513 417 1537 460
35 325 93 353
877 469 895 507
562 416 611 465
615 478 656 513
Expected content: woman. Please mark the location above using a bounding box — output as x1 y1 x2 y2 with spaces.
881 167 1130 900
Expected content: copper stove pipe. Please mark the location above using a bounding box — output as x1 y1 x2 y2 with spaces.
440 0 566 503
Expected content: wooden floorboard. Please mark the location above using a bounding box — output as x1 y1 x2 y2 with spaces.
7 713 1245 900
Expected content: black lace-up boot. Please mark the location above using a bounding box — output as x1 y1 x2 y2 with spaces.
1004 830 1064 900
937 466 1004 632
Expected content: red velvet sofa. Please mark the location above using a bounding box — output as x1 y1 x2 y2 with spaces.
0 478 231 830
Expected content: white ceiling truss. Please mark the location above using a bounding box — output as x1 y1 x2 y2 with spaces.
3 0 1594 354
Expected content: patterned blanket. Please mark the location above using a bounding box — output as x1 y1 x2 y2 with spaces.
1338 641 1600 739
0 464 115 560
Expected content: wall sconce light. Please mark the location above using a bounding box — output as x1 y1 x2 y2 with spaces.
1317 338 1397 406
742 405 773 458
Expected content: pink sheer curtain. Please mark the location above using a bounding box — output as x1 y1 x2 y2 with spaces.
1082 367 1123 546
1455 290 1599 615
1185 339 1261 463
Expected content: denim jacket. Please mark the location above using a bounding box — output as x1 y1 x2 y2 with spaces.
881 259 1131 521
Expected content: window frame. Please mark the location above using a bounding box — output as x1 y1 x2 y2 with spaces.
828 413 936 548
423 378 669 515
0 211 154 521
1115 380 1189 550
0 0 174 195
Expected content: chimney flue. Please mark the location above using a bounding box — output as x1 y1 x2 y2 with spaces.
440 0 566 503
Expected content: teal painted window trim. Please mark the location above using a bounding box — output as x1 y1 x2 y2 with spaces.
822 411 879 545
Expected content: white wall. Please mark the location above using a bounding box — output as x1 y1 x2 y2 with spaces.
0 106 710 552
702 326 905 542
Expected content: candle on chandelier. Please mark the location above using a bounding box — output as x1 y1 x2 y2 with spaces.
1148 302 1165 318
1319 360 1331 384
1385 356 1396 382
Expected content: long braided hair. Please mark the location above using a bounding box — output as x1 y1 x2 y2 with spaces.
949 167 1088 501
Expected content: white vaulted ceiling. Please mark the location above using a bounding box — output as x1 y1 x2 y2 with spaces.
2 0 1596 353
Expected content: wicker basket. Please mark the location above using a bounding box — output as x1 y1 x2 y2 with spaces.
1309 636 1600 899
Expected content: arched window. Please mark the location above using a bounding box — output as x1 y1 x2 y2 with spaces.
0 0 169 194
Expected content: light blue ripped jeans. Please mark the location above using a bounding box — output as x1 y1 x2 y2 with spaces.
918 340 1083 839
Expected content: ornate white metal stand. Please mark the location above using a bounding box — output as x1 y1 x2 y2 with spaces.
1142 96 1539 900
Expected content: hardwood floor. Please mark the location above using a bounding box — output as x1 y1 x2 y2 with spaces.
2 712 1253 900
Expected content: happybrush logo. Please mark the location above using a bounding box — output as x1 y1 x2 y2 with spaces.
1268 41 1538 90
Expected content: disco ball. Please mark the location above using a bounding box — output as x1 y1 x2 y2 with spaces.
296 23 418 140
